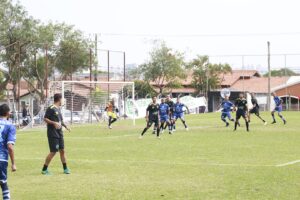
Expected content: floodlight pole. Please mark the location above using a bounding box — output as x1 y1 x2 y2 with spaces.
267 41 271 111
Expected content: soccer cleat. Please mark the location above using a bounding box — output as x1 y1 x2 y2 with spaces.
283 120 287 125
226 122 229 127
41 170 51 175
152 130 156 134
185 127 189 131
264 121 267 125
157 136 161 139
169 131 173 135
109 125 112 129
173 129 176 132
139 135 143 139
63 168 71 174
271 121 276 124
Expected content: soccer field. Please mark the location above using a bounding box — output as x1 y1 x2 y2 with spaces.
10 112 300 200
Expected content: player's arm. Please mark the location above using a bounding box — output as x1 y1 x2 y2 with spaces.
44 108 61 129
184 104 190 114
61 121 71 132
8 126 16 172
145 106 150 121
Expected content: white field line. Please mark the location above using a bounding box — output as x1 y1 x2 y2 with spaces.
276 160 300 167
18 157 274 168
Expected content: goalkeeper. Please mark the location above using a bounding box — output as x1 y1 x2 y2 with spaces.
105 99 119 129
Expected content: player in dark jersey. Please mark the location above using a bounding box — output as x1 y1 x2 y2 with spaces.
234 93 249 132
0 104 16 200
42 94 71 175
219 95 235 127
140 96 160 139
271 92 286 124
248 93 267 125
159 98 173 134
173 97 189 131
165 95 175 131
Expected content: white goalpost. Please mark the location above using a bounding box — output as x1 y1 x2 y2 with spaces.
48 80 136 126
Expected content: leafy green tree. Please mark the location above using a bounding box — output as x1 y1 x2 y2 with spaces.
0 0 38 99
134 80 157 98
188 55 232 95
55 25 91 79
139 42 186 94
264 68 297 77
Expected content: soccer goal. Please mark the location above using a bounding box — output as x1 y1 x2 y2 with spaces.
48 80 136 125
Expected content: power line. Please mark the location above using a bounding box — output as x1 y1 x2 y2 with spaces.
96 32 300 38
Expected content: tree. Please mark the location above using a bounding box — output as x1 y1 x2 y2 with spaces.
55 25 91 79
188 55 232 95
139 42 186 94
133 80 157 98
264 68 297 77
0 0 39 100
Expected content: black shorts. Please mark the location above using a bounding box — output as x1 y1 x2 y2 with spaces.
147 116 159 127
249 107 259 115
236 110 247 120
48 137 64 153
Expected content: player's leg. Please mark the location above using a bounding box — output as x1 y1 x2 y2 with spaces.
179 114 188 130
58 139 70 174
234 112 241 131
0 162 10 200
254 110 267 124
167 119 173 134
159 120 165 133
155 120 161 138
42 138 58 175
271 109 276 124
141 121 153 137
277 111 287 124
242 113 249 131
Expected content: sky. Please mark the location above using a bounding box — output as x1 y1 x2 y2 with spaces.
18 0 300 72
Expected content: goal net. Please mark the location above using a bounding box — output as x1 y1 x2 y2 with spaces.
48 81 136 125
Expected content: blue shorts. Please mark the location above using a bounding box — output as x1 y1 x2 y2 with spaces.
0 161 8 183
160 115 169 122
221 112 232 119
274 106 282 112
173 113 184 120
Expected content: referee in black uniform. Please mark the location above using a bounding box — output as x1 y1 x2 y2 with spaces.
41 93 71 175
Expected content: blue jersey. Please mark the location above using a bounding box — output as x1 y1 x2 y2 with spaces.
174 103 185 114
221 100 233 113
0 119 16 162
274 96 282 107
159 103 169 116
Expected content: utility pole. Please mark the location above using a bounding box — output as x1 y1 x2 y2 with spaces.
17 41 21 113
94 34 98 81
107 50 110 100
267 41 271 111
123 52 126 82
45 44 48 98
89 48 92 82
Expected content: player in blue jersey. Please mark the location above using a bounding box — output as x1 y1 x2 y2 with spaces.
0 104 17 200
271 92 286 124
173 97 189 131
159 98 173 134
219 95 235 127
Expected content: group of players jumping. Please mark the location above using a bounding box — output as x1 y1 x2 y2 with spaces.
220 92 287 132
140 95 189 139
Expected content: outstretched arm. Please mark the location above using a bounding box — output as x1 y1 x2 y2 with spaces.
8 144 16 172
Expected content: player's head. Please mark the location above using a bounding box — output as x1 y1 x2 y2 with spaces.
239 93 244 99
166 95 171 101
176 97 180 103
152 96 157 103
224 95 229 100
271 92 276 97
0 104 10 118
161 98 165 103
54 93 63 106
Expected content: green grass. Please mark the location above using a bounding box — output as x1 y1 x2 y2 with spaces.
9 112 300 200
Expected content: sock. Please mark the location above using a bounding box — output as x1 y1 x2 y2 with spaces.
141 128 148 136
168 124 172 132
234 121 238 130
157 126 160 137
221 117 226 123
63 163 67 170
173 124 176 130
271 113 276 122
110 118 117 125
230 119 234 122
108 117 112 126
1 182 10 200
42 164 48 171
246 121 249 131
279 114 285 121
